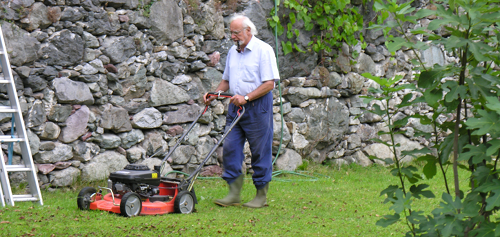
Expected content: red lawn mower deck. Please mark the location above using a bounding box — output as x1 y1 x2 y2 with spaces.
77 92 244 217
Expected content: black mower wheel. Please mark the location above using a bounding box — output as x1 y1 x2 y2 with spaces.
174 190 195 214
120 192 142 217
77 187 97 210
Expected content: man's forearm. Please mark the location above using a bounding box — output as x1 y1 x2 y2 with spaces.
246 80 275 101
214 80 230 93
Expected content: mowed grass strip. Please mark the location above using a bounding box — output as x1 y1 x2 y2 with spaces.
0 163 468 236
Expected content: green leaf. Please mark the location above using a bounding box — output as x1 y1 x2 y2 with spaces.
486 139 500 156
459 144 490 164
465 110 500 136
389 189 411 214
410 184 435 199
469 221 496 237
418 69 442 89
380 185 399 197
485 189 500 211
385 37 407 53
423 88 443 108
289 12 296 24
417 155 437 179
376 213 400 227
281 41 293 55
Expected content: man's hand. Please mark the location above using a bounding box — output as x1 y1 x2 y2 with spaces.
203 92 217 105
230 94 247 107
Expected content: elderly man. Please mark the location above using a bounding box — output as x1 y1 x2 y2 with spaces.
204 14 280 208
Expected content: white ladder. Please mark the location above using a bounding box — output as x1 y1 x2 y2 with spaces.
0 25 43 206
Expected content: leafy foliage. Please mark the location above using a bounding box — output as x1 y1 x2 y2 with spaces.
363 0 500 236
268 0 364 55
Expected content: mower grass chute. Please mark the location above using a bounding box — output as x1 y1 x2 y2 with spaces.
77 92 243 217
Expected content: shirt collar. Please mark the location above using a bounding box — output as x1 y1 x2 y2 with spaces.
245 35 256 52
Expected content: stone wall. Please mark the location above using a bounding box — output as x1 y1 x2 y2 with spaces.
0 0 447 188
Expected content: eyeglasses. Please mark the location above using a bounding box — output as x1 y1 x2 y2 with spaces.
230 28 248 35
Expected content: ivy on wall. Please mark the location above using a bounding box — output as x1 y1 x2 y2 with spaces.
268 0 365 55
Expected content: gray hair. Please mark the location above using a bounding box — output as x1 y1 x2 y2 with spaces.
230 14 258 36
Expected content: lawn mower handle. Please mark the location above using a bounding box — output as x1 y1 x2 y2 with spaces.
159 92 243 176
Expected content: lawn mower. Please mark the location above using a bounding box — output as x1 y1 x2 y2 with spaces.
77 92 244 217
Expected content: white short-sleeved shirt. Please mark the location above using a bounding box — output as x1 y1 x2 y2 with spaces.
222 36 280 96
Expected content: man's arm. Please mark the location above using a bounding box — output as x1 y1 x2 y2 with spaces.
203 80 230 105
230 80 275 106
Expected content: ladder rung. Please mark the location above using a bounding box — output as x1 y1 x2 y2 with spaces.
0 50 4 55
0 76 9 84
12 195 40 202
0 135 25 142
0 105 18 113
5 165 32 172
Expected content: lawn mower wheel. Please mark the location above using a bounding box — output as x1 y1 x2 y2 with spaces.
120 192 142 217
77 187 97 210
174 190 195 214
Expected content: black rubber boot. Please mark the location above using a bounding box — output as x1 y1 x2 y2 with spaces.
214 175 244 207
243 183 268 208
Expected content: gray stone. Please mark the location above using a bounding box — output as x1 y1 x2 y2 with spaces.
102 36 137 64
163 104 202 124
48 104 72 122
141 130 168 157
352 151 373 167
99 104 133 133
26 100 46 128
149 0 183 45
276 148 303 171
72 141 100 162
170 145 196 165
39 30 84 66
363 143 394 163
352 53 376 76
150 79 191 106
24 75 47 92
167 45 190 59
34 142 73 163
53 77 94 104
285 108 306 123
291 132 309 149
126 145 146 163
131 107 162 129
302 98 349 146
14 129 40 156
60 7 85 22
59 105 90 143
24 2 53 31
81 151 129 182
408 118 434 133
119 129 144 149
273 114 291 146
1 22 39 66
99 133 121 149
49 167 80 187
195 136 217 165
338 72 365 95
394 134 423 163
39 121 61 140
421 45 445 67
284 87 322 106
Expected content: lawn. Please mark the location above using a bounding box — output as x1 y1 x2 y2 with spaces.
0 163 467 236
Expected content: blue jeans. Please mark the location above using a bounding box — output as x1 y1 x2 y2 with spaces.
222 92 273 190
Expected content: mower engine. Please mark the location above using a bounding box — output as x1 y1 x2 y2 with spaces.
108 164 161 198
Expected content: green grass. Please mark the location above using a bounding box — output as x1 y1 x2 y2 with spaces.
0 163 469 236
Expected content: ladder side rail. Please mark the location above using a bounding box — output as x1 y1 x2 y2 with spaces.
0 26 43 205
0 144 13 206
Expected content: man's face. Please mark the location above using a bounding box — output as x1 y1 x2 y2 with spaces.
230 19 251 48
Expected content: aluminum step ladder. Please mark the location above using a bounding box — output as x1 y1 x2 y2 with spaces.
0 25 43 206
